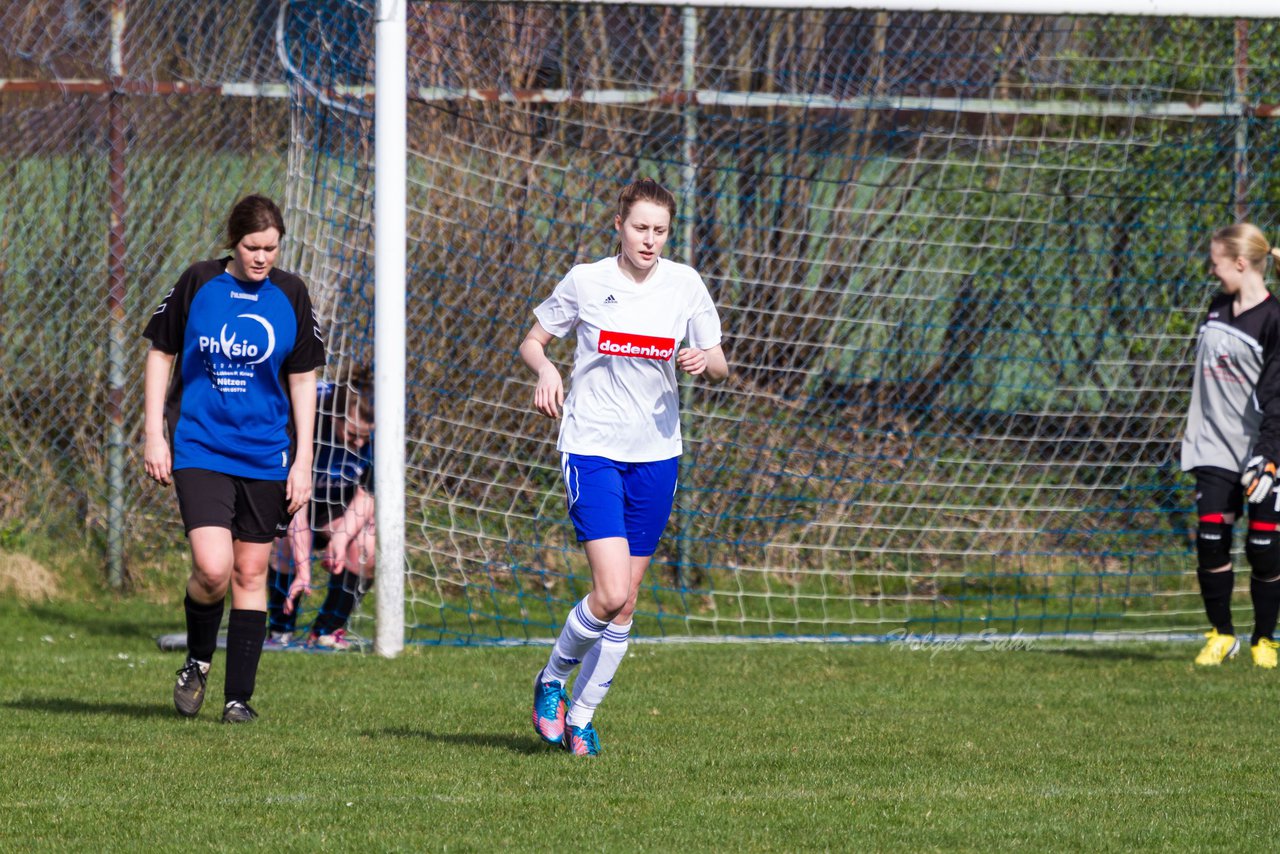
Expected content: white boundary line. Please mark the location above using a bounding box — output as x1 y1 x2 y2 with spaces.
414 631 1205 647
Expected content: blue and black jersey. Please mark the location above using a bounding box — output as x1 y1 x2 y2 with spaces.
312 381 374 529
143 257 326 480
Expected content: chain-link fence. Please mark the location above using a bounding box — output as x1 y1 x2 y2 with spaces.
1 0 291 584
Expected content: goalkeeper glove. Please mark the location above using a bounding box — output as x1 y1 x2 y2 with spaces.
1242 456 1279 504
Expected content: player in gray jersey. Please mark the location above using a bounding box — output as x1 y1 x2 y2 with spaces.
1181 223 1280 667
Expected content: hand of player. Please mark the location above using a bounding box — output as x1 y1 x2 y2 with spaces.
285 459 312 514
144 435 172 485
322 534 349 575
1243 455 1279 504
676 347 707 376
283 568 311 616
533 365 564 418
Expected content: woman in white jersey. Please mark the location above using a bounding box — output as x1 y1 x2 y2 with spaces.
521 178 728 756
1182 223 1280 668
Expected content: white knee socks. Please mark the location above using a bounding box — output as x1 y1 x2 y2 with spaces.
567 621 631 728
542 596 608 684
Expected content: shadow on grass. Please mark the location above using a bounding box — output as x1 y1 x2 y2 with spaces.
22 604 173 641
3 697 174 719
1029 647 1176 661
370 726 547 755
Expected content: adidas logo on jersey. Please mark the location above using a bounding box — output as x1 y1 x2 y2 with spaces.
604 294 618 305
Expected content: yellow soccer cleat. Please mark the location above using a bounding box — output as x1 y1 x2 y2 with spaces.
1251 637 1279 669
1194 629 1239 666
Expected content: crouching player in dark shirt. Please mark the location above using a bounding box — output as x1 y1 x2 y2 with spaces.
267 365 375 651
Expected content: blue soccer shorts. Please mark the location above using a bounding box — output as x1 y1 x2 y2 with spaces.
561 453 679 557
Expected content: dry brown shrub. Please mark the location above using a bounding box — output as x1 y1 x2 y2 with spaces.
0 549 59 602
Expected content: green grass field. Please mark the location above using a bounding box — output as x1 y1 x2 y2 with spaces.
2 596 1274 852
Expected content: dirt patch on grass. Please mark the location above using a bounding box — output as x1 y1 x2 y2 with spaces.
0 550 60 602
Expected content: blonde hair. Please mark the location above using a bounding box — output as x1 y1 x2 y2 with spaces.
1212 222 1280 272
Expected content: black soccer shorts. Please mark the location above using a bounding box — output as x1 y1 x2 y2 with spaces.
173 468 292 543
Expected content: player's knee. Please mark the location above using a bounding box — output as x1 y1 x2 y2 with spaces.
189 571 228 599
614 599 638 625
1197 519 1233 571
231 563 268 594
354 536 375 572
590 587 628 621
1246 522 1280 581
341 569 372 594
189 559 231 593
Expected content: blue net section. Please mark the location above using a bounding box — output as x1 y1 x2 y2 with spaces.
280 2 1280 643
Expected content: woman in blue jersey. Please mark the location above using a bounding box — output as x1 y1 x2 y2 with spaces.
143 194 326 722
1182 223 1280 668
266 364 375 651
520 178 728 756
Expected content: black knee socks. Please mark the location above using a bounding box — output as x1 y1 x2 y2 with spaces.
1251 576 1280 645
184 594 225 664
311 572 367 635
1197 568 1235 636
224 609 267 704
266 568 296 634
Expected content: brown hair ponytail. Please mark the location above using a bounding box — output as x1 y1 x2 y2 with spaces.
332 363 374 424
614 178 677 254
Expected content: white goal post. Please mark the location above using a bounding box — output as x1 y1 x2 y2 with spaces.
374 0 407 657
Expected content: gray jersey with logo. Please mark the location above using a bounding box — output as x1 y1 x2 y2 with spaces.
1182 293 1280 473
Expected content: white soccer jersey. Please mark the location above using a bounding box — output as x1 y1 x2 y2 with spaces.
534 256 723 462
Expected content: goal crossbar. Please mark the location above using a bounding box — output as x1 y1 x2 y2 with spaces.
492 0 1280 19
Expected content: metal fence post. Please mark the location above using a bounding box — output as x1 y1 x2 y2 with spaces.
106 0 128 589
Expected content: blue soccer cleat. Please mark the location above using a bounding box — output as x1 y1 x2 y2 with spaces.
531 670 568 745
562 721 602 757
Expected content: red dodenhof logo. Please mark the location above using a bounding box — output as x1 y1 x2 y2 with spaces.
598 330 676 361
